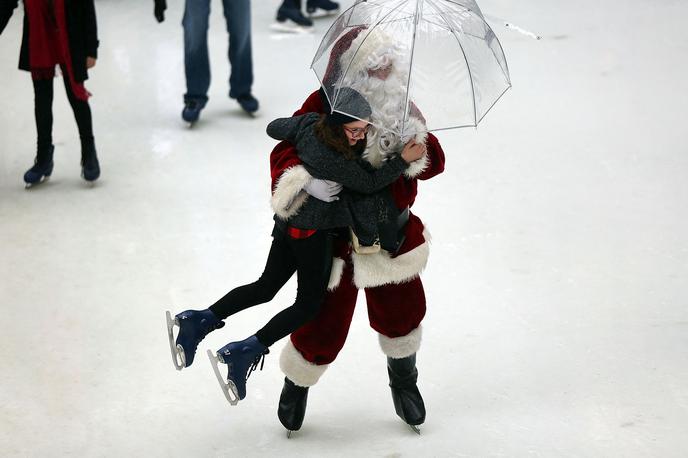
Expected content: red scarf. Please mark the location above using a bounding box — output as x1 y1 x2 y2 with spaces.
25 0 90 101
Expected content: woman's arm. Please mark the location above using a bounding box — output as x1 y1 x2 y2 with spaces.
84 0 99 59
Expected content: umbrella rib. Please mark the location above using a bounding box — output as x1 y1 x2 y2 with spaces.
402 0 423 138
426 0 478 125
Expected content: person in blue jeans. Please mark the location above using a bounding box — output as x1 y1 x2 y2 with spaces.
153 0 259 123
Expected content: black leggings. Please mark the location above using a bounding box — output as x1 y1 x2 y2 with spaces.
33 67 93 157
209 228 334 347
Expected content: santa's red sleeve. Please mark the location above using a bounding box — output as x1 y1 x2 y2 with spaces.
269 90 325 218
416 132 445 181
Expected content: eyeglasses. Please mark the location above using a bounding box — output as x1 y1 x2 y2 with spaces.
343 125 370 136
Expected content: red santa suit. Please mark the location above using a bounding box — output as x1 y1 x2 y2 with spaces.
270 28 446 387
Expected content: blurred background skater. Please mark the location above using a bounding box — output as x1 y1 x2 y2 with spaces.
153 0 259 123
305 0 339 18
271 0 313 33
0 0 101 187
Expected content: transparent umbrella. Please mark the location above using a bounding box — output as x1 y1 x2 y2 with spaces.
311 0 511 137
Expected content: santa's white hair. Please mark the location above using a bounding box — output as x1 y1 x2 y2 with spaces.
336 29 428 170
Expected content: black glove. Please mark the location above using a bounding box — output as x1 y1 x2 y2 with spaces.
154 0 167 23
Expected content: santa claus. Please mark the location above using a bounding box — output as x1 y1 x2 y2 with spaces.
269 26 446 435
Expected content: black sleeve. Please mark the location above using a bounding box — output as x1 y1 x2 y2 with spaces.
0 0 19 35
84 0 98 58
302 152 408 194
266 114 315 142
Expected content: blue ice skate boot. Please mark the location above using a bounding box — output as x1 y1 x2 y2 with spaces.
24 145 55 188
273 0 313 32
165 309 224 370
81 138 100 183
306 0 339 17
208 335 269 405
181 99 206 124
236 93 259 114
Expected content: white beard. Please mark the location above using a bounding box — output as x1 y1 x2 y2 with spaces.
341 68 427 168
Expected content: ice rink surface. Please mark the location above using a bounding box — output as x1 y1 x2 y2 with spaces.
1 0 687 456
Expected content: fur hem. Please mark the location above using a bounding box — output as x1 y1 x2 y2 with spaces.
327 257 345 291
271 165 311 219
378 325 423 358
351 232 430 288
279 340 328 387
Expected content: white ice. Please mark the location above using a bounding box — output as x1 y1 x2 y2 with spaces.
1 0 687 456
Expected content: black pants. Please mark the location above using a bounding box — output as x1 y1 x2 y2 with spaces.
33 67 93 160
209 228 334 347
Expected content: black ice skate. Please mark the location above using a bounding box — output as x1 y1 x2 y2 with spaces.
181 99 206 125
166 309 225 370
271 0 313 34
81 137 100 184
387 354 426 434
23 144 55 188
278 377 309 438
306 0 339 18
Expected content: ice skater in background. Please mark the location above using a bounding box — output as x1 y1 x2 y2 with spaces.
153 0 259 123
165 87 425 404
0 0 101 187
271 0 339 33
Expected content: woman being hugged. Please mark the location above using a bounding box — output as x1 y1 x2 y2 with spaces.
0 0 100 187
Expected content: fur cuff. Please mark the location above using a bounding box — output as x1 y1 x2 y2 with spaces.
279 340 328 387
378 325 423 358
404 152 429 178
351 233 430 288
271 165 311 219
327 257 345 291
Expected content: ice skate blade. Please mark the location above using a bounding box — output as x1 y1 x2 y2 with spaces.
307 10 340 19
286 430 293 439
207 349 240 405
24 176 50 189
270 22 313 34
166 311 185 370
408 424 421 435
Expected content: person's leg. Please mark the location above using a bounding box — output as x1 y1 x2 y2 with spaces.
255 230 333 347
274 0 313 31
24 78 56 185
182 0 211 106
209 231 298 321
61 69 99 181
33 78 54 155
280 259 358 385
222 0 252 98
222 0 258 112
365 277 427 428
277 258 358 432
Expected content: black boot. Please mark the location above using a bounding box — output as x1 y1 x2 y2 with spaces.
81 137 100 182
278 377 309 434
23 144 55 187
387 354 426 427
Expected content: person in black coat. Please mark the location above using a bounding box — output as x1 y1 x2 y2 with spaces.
0 0 101 187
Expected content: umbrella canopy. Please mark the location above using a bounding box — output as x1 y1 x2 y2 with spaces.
311 0 511 137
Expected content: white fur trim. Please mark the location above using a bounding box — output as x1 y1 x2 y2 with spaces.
327 257 345 291
339 29 399 78
271 165 311 219
379 325 423 358
404 152 429 178
279 340 328 387
351 228 431 288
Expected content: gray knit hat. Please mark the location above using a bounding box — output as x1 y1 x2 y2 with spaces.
326 87 372 125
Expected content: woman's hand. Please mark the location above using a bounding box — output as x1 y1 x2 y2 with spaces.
86 57 97 69
400 139 426 163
